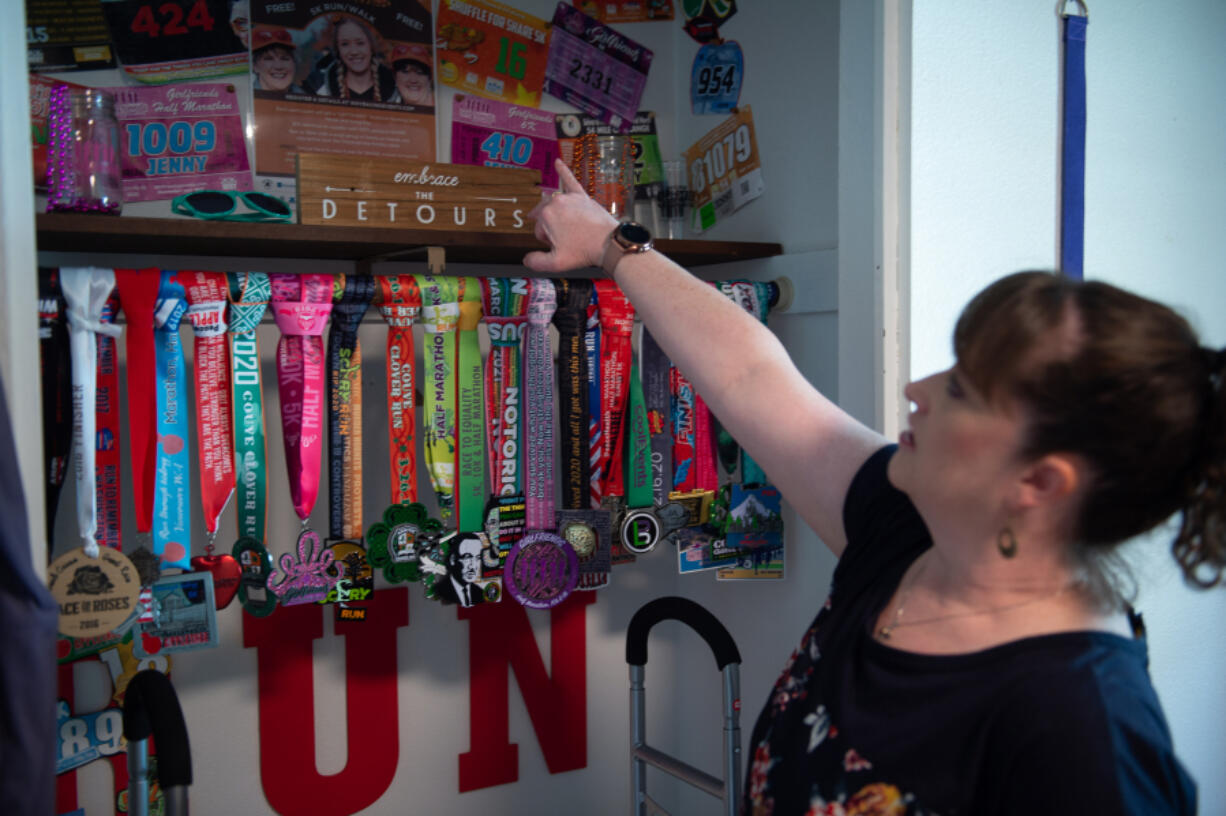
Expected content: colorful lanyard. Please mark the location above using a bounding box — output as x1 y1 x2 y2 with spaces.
376 274 422 505
1060 5 1088 280
38 268 72 540
182 271 237 543
456 277 486 532
327 274 375 541
227 272 276 616
592 280 635 501
95 292 122 551
270 273 333 523
670 367 718 494
585 289 603 508
640 328 673 507
268 273 335 606
481 277 531 499
60 267 122 558
153 271 192 568
114 267 162 547
416 275 461 521
552 279 593 511
524 279 556 531
717 280 773 486
618 352 660 554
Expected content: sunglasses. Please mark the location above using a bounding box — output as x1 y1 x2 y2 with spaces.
171 190 293 222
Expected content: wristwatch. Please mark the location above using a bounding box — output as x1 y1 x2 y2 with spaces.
600 221 653 277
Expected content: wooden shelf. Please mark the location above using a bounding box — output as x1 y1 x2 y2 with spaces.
35 214 782 267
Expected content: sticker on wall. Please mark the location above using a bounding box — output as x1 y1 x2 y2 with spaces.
436 0 549 106
690 40 743 115
544 2 653 133
681 0 737 44
682 105 763 232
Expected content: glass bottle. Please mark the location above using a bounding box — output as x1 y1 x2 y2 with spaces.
46 86 123 214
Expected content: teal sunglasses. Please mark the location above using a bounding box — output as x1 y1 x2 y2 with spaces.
171 190 293 222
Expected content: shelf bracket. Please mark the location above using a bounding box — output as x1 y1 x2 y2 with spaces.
354 245 446 277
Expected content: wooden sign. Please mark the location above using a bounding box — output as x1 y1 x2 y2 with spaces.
296 153 542 233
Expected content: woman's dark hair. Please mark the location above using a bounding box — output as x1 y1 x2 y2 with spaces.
953 271 1226 591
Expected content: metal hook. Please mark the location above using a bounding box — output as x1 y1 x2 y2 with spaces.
1060 0 1088 18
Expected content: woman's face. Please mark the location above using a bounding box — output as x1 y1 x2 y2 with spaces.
395 62 432 103
888 367 1029 526
337 21 372 75
254 45 295 92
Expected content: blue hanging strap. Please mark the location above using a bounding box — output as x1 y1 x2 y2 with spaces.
1060 2 1088 280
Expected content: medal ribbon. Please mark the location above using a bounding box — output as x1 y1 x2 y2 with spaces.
38 268 72 540
95 293 122 551
182 271 237 538
114 268 162 536
640 328 673 506
717 280 773 486
481 277 530 498
61 267 121 557
585 290 603 508
376 275 421 505
524 280 556 531
456 278 486 531
227 272 271 544
327 275 374 540
270 273 333 522
593 280 635 500
552 279 593 510
416 275 461 520
671 368 718 493
153 271 192 568
624 353 652 511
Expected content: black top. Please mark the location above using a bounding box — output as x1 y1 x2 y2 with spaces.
743 445 1196 815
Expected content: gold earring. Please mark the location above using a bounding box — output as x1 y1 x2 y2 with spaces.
997 526 1018 559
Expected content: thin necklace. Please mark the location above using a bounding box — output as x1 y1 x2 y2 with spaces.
875 560 1074 641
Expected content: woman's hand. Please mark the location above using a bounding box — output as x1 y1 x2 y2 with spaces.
524 159 619 274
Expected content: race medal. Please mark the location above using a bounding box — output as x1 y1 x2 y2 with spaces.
504 531 579 609
267 528 336 607
544 3 653 132
618 350 658 555
190 546 241 610
232 536 276 617
133 571 220 656
668 488 716 527
422 530 501 606
690 40 742 115
48 546 141 638
619 508 661 555
484 494 526 573
325 539 374 621
366 501 443 584
556 508 611 581
681 0 738 44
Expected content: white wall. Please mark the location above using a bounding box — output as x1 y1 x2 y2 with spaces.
39 1 858 814
911 1 1226 807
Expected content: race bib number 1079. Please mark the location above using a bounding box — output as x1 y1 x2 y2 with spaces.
682 105 764 233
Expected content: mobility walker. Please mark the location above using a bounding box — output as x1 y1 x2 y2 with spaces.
626 596 743 816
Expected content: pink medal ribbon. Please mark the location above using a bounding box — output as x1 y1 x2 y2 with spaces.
270 274 333 522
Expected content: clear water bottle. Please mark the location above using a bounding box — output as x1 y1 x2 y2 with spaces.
46 86 123 214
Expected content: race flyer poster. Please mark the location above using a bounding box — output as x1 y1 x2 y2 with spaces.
110 83 251 202
556 110 663 200
27 0 116 72
100 0 248 84
682 104 763 233
452 94 560 188
572 0 675 23
250 0 437 190
544 3 653 133
436 0 549 107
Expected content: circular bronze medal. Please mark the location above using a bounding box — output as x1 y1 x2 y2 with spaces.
559 520 598 560
47 547 141 637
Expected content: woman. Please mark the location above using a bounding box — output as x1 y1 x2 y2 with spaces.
311 16 394 102
389 42 434 107
525 159 1222 814
251 27 298 94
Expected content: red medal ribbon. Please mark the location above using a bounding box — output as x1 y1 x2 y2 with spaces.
592 280 636 499
95 293 122 550
182 271 237 536
376 275 421 505
114 268 163 534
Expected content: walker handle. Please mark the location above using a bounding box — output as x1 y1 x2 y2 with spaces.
123 669 192 787
626 596 741 670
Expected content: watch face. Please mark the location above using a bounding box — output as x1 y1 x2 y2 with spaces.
617 221 652 248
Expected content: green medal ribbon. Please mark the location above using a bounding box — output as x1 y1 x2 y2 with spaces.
227 271 276 616
624 356 653 511
417 275 461 521
456 278 486 532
